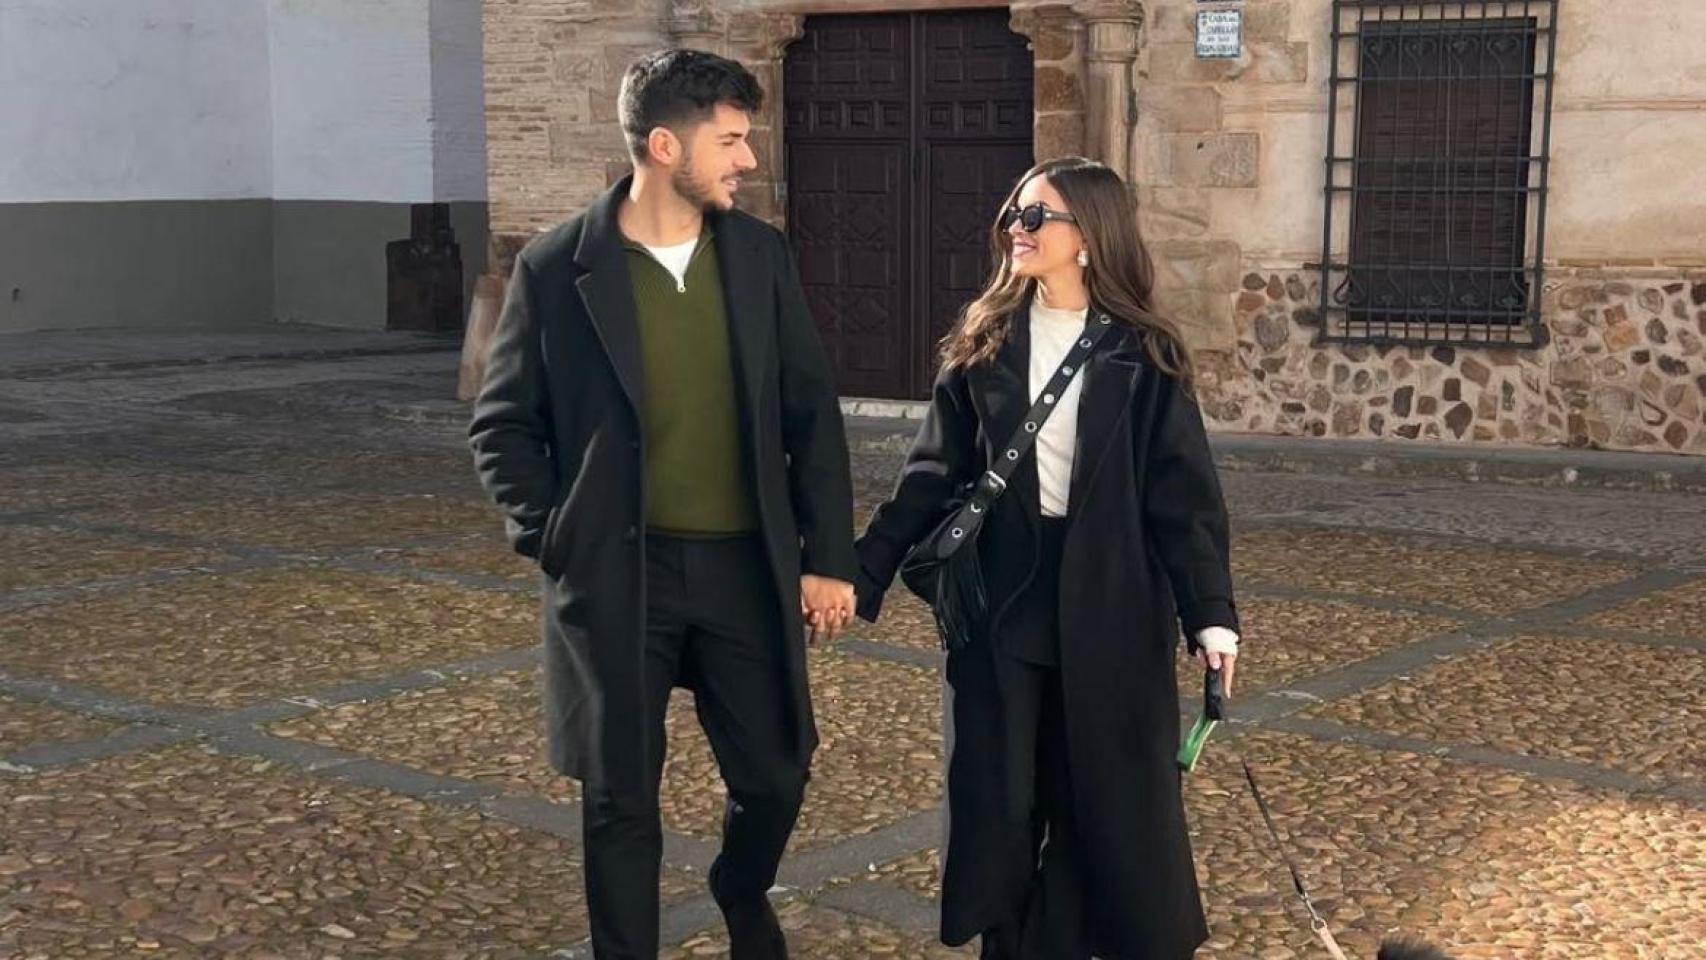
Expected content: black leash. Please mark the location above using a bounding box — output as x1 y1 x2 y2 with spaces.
1240 757 1349 959
1183 666 1348 958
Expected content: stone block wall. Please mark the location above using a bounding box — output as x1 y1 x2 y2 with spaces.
483 0 671 268
1011 4 1083 163
482 0 1706 454
1198 270 1706 453
483 0 809 274
1132 0 1306 354
1134 0 1706 454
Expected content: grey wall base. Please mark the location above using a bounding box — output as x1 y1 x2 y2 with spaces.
0 199 488 333
0 200 273 332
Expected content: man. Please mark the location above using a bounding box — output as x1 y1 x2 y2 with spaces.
470 49 857 959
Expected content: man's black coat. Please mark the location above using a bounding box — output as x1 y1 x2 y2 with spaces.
470 176 857 798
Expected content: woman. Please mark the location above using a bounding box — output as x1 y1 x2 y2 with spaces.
852 158 1243 959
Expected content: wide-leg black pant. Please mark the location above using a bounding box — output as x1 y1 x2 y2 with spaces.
580 533 805 959
979 517 1093 960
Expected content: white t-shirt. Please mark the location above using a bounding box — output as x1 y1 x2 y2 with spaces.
1028 299 1089 518
642 235 700 290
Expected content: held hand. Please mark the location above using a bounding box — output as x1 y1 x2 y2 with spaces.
1195 649 1237 698
800 575 855 646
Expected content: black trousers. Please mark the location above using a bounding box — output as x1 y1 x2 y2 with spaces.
981 518 1092 959
581 533 806 960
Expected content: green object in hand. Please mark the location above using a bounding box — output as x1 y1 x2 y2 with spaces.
1176 667 1225 773
1176 712 1218 772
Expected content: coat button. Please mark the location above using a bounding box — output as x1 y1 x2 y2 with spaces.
623 525 638 542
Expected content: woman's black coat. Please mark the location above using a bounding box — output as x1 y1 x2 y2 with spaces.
854 319 1239 959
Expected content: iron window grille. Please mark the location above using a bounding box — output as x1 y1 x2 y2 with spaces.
1319 1 1559 346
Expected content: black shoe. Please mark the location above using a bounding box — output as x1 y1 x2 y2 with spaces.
709 861 788 960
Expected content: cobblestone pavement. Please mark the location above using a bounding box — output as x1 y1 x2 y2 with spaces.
2 332 1703 959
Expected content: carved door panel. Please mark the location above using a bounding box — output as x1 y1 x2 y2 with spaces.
786 9 1033 399
784 15 911 398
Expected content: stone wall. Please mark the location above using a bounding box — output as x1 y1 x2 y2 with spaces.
1010 4 1083 162
483 0 670 267
1199 270 1706 453
481 0 1706 454
1133 0 1303 354
1132 0 1706 455
483 0 837 271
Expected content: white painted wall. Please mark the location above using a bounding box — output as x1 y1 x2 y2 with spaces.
268 0 434 202
0 0 273 202
430 0 489 203
0 0 485 204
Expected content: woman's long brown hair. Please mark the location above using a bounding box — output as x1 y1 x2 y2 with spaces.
939 157 1194 388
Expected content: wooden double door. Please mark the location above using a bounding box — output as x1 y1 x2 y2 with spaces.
784 9 1034 400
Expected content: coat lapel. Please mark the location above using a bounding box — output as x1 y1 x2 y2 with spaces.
573 177 644 412
1067 332 1144 519
711 211 770 422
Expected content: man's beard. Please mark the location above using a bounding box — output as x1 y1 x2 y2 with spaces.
671 149 732 212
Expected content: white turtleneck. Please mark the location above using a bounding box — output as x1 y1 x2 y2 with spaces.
1028 299 1089 518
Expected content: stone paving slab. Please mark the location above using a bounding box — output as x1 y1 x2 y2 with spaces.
4 343 1704 958
106 493 495 553
180 439 483 495
1586 575 1706 636
0 464 275 515
0 525 230 591
166 378 463 425
661 901 972 959
858 730 1705 959
651 649 944 851
1232 525 1637 615
776 649 943 851
1425 790 1706 959
1312 634 1706 789
1181 597 1460 697
383 539 538 586
6 434 482 502
0 569 537 709
0 744 696 959
1248 478 1706 568
271 649 945 853
854 590 944 653
0 695 119 756
857 577 1465 687
269 668 578 807
1184 731 1575 958
0 326 457 378
867 847 941 903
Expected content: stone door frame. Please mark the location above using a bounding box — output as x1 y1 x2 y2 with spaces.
665 0 1145 227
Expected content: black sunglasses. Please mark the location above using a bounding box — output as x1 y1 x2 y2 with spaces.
1000 202 1077 233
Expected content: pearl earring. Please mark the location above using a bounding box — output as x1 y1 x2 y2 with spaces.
1077 250 1089 267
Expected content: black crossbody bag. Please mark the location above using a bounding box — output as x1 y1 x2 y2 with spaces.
898 311 1116 651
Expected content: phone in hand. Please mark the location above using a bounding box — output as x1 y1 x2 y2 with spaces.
1204 666 1225 721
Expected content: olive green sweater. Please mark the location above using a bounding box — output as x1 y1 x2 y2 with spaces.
623 229 758 535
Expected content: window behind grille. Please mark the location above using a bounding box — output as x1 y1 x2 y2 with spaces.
1320 2 1559 345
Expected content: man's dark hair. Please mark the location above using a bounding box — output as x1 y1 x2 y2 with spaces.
618 49 764 161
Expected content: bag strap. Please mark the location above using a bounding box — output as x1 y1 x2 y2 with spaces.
959 309 1118 513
